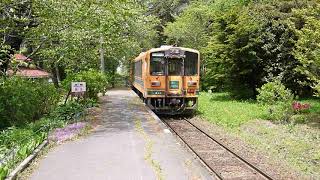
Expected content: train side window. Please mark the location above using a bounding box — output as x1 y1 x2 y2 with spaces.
184 52 198 76
134 60 142 78
150 57 165 76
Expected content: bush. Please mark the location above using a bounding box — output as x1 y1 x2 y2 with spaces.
0 77 60 128
50 101 85 121
62 70 108 100
257 80 294 105
257 80 294 121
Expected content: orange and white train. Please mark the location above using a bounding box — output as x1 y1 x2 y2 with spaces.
130 46 200 115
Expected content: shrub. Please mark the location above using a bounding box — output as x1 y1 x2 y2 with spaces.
0 77 59 128
257 80 294 105
62 70 108 100
257 80 294 121
50 101 85 121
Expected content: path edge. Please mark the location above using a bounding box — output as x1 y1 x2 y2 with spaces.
5 140 48 180
144 106 217 179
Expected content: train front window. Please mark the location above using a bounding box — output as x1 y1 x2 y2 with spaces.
168 58 183 76
150 56 165 76
184 52 198 76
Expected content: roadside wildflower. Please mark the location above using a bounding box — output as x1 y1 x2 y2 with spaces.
292 101 311 112
49 122 87 143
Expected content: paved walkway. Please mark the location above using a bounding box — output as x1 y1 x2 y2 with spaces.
30 89 213 180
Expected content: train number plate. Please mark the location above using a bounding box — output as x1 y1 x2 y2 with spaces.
169 81 179 89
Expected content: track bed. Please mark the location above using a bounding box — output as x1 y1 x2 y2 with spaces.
164 119 273 180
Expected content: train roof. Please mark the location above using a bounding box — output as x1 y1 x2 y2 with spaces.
133 46 199 61
149 46 199 54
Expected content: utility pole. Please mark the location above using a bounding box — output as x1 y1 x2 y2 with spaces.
100 35 105 73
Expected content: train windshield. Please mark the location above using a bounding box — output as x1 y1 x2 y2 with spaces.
150 51 198 76
150 55 165 76
184 52 198 76
168 58 183 76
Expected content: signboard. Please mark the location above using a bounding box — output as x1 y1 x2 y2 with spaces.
169 81 179 89
165 48 185 58
71 82 86 93
152 52 164 57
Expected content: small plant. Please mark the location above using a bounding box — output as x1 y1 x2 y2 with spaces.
257 80 294 121
50 101 85 121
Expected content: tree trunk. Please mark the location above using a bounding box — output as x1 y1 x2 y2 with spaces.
55 65 61 82
50 63 59 88
100 35 105 73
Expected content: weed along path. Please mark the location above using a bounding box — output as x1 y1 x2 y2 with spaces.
29 89 213 180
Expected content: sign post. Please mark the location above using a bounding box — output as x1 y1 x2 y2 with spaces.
71 82 86 98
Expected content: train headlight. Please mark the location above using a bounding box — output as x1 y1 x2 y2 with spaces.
188 81 197 87
151 81 161 87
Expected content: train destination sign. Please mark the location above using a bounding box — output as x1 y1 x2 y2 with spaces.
165 48 185 58
152 52 164 57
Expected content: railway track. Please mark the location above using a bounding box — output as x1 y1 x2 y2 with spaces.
162 118 274 180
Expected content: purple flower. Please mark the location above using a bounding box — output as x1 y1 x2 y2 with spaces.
49 122 87 143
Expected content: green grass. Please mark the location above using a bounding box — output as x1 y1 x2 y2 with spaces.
198 92 267 129
198 92 320 177
198 92 320 129
300 98 320 114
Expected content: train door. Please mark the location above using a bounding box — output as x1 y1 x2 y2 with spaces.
166 57 184 97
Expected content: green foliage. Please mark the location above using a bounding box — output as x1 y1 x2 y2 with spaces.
165 0 318 98
0 123 48 179
257 80 294 105
0 99 87 179
62 70 108 100
164 2 212 49
266 102 294 122
0 77 59 128
292 4 320 97
257 80 294 121
50 101 85 121
26 0 159 76
204 1 309 97
0 166 8 180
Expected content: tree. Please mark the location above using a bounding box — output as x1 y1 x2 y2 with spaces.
0 0 35 75
23 0 159 87
164 1 213 49
293 4 320 96
146 0 192 46
164 0 317 98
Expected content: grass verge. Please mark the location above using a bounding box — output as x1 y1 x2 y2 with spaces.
198 92 320 177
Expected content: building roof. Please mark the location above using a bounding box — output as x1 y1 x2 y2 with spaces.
14 54 32 62
7 68 50 78
9 54 50 78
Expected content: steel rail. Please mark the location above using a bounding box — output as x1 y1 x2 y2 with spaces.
184 119 274 180
162 118 223 180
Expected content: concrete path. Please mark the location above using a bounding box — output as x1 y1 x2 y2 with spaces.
30 89 214 180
